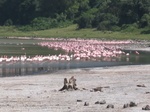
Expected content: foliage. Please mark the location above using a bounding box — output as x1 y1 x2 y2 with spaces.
19 16 72 31
121 23 139 32
4 19 13 26
139 14 150 28
95 13 119 30
76 8 97 28
0 0 150 32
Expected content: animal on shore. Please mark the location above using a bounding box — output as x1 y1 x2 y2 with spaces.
59 76 78 91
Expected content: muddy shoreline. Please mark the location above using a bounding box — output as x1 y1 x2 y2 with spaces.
0 65 150 112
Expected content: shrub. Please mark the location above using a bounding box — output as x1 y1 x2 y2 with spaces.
97 20 120 31
95 13 119 31
121 23 138 32
75 8 97 29
76 12 94 28
97 21 110 31
4 19 13 26
139 14 150 28
31 17 58 30
18 16 72 31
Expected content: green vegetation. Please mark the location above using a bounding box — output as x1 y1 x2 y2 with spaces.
0 25 150 40
0 0 150 40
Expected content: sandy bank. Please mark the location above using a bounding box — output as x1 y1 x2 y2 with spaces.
0 65 150 112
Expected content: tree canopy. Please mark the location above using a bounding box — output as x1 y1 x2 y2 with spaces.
0 0 150 31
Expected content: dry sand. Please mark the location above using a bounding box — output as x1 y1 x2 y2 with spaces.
0 64 150 112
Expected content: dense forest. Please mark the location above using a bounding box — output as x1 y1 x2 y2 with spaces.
0 0 150 31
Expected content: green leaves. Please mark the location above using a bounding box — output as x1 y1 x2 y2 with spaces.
140 14 150 28
0 0 150 31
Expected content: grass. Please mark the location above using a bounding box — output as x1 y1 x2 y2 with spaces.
0 25 150 40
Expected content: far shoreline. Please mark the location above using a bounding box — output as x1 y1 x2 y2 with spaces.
1 36 150 52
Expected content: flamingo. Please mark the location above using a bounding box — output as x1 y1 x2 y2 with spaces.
0 38 134 63
135 51 139 55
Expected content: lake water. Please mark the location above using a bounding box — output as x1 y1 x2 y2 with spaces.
0 38 150 77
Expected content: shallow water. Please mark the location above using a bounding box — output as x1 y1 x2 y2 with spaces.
0 38 65 56
0 38 149 77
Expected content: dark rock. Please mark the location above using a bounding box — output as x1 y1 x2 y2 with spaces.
100 100 106 104
106 104 114 108
142 105 150 110
93 87 103 92
137 84 146 87
82 88 87 90
84 102 89 106
123 104 129 108
103 86 110 88
129 102 137 107
77 100 82 102
95 101 100 104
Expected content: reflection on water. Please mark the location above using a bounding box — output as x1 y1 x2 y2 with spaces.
123 50 150 64
0 61 49 77
0 50 150 77
0 60 131 77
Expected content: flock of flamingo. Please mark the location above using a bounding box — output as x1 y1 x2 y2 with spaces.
0 38 138 63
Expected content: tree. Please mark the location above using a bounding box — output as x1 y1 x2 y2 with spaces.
64 0 89 20
76 8 97 28
96 13 119 30
39 0 72 18
119 0 150 26
0 0 150 31
0 0 40 25
139 14 150 28
18 0 41 25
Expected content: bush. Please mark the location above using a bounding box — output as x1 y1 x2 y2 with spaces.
18 16 72 31
139 14 150 28
121 23 138 32
31 17 58 30
75 8 97 29
97 20 120 31
18 25 33 31
56 13 67 22
97 21 110 30
111 25 121 31
94 13 119 31
76 12 95 28
4 19 13 26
